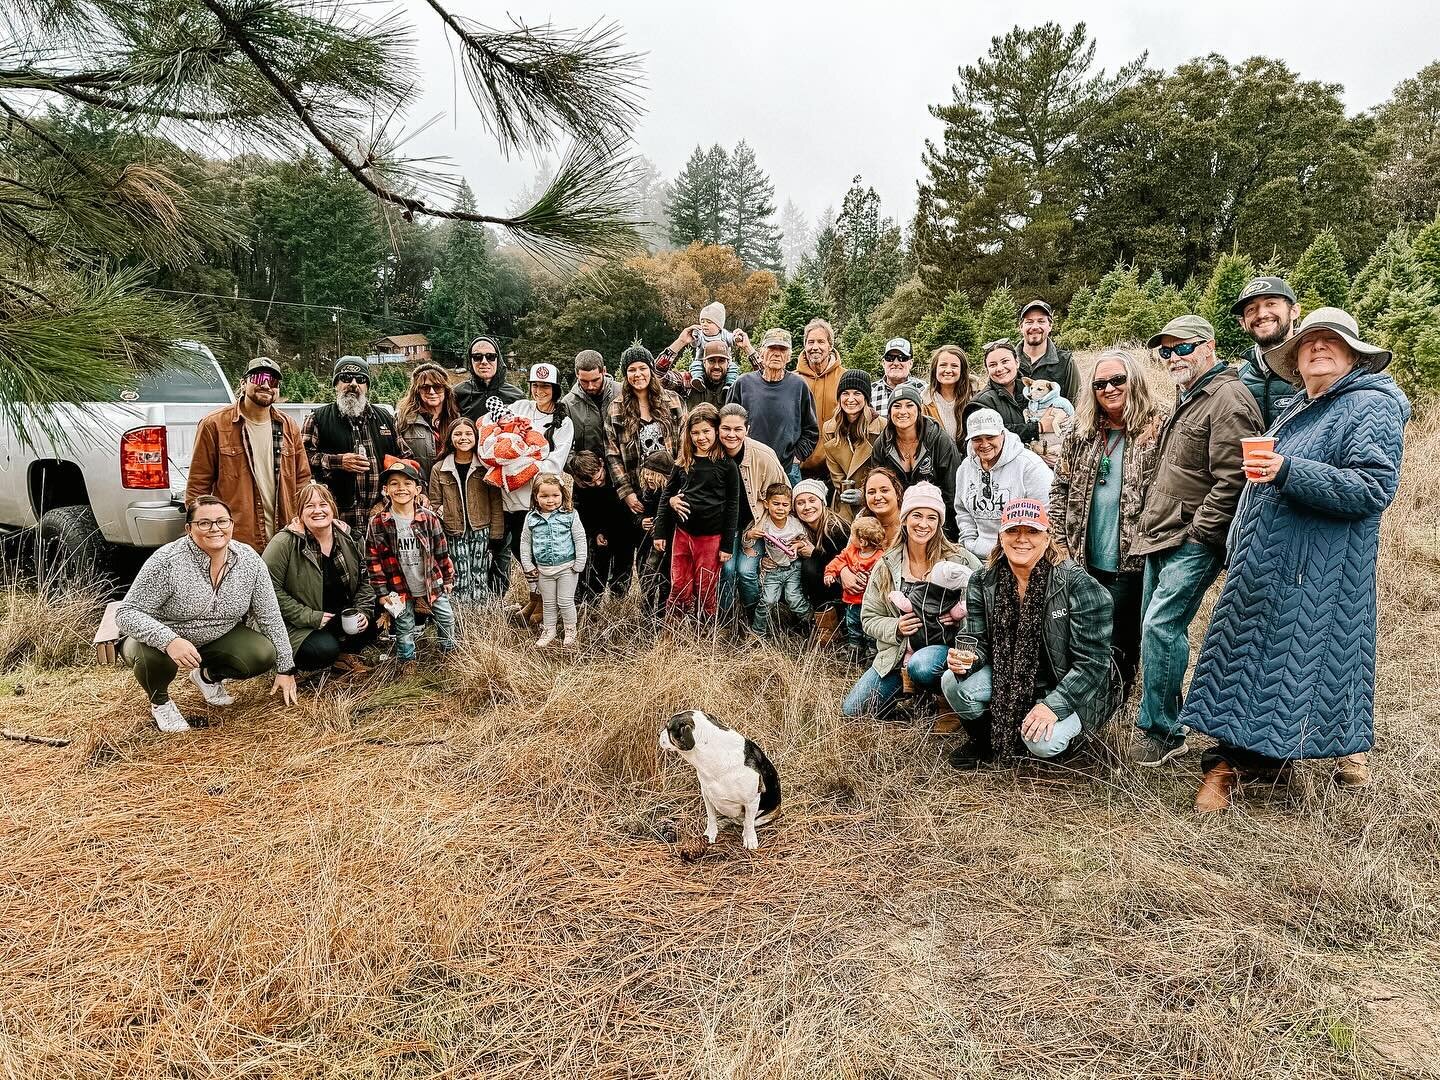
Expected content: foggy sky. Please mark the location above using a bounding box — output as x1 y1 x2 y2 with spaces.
398 0 1438 232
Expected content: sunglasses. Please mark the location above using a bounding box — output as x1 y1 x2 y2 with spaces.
982 339 1014 355
883 353 910 362
248 372 280 388
1092 373 1129 391
418 383 446 394
337 375 368 386
1157 341 1202 360
470 351 499 362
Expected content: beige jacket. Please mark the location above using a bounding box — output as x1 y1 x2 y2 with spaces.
796 354 843 471
734 438 788 524
822 415 887 522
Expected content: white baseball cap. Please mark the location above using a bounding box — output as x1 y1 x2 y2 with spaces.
965 408 1006 441
528 363 559 386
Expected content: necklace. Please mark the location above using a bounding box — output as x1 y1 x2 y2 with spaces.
1098 429 1124 485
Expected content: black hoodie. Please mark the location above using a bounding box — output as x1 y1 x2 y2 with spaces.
455 335 524 420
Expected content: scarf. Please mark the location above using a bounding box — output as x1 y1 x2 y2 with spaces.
988 554 1053 759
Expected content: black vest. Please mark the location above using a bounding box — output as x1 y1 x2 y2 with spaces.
309 403 398 511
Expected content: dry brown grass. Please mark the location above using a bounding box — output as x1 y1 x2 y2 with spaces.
3 372 1439 1079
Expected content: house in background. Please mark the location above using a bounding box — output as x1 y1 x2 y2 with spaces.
371 334 430 364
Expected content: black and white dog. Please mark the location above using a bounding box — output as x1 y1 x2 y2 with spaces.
658 710 781 850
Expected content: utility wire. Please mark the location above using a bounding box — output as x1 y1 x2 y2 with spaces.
147 287 475 337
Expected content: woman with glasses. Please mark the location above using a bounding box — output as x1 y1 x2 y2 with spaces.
953 407 1053 560
395 363 459 483
455 335 523 420
1048 350 1167 697
115 496 298 733
970 340 1065 444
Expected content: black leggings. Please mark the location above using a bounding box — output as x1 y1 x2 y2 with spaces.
488 509 528 595
293 623 376 671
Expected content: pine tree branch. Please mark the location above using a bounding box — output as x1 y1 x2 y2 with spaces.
0 69 259 121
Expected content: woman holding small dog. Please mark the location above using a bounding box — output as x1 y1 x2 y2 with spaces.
842 483 981 720
1048 349 1167 697
971 340 1065 445
941 499 1114 768
1181 308 1410 811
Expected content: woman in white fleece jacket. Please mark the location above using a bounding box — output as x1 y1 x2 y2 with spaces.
953 408 1054 560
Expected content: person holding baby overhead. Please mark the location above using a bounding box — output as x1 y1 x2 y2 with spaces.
841 482 981 720
652 404 740 621
941 499 1114 769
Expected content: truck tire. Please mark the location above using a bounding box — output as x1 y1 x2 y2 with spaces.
27 505 115 587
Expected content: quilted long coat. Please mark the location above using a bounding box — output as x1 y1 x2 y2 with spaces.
1180 369 1410 759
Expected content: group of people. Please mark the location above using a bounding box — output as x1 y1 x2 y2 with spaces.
113 282 1410 814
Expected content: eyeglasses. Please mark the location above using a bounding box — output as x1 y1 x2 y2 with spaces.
191 518 232 531
470 351 499 362
1092 373 1129 391
1157 342 1202 360
248 372 280 388
337 375 368 386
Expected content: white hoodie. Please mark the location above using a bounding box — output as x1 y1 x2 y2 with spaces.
953 429 1054 559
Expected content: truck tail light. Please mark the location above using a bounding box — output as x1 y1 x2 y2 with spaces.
120 426 170 489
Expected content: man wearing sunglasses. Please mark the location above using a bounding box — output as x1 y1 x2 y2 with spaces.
1129 315 1261 768
187 357 310 552
301 356 407 541
455 334 523 420
870 338 927 418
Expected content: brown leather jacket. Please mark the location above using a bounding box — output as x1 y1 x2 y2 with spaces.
427 454 505 536
822 414 886 522
796 353 842 471
1132 364 1262 558
186 403 310 551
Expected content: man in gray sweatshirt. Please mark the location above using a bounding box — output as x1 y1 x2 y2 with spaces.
726 328 818 486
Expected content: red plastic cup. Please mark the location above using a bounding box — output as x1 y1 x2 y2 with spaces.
1242 436 1275 480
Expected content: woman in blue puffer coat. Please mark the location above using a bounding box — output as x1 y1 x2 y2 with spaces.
1182 308 1410 812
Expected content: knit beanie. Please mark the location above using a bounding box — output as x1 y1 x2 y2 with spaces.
642 449 675 475
836 368 872 400
699 301 726 329
891 384 925 409
900 481 946 523
792 478 828 505
332 355 368 384
621 344 655 372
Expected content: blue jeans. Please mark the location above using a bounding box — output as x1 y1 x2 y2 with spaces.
940 665 1083 758
393 594 456 660
842 602 864 647
842 644 949 719
785 461 802 486
753 562 810 635
1139 542 1222 739
720 529 761 613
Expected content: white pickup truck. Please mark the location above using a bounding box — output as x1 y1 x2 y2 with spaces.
0 343 237 577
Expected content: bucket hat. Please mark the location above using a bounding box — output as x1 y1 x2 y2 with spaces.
1262 307 1391 385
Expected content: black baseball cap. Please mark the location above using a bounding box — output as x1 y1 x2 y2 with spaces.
1231 277 1298 317
1019 299 1053 321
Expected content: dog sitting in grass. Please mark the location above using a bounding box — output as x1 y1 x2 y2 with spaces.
659 710 781 850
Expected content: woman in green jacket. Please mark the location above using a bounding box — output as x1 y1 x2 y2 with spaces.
262 482 377 672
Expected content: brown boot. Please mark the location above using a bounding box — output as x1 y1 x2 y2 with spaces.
525 592 544 628
1195 762 1239 813
932 701 963 735
813 606 841 647
1334 753 1371 789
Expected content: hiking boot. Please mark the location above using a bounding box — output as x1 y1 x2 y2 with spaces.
948 742 996 770
1195 762 1239 813
1334 753 1371 789
932 701 964 734
150 700 192 733
1129 732 1188 768
562 627 577 647
188 667 234 706
535 629 556 649
396 659 419 678
333 653 370 675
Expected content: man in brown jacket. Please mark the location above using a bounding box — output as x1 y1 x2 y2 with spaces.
186 357 310 552
796 317 842 479
1130 315 1262 768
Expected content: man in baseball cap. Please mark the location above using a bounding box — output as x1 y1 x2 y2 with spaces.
1130 312 1261 769
1231 276 1301 426
186 355 310 551
872 337 926 418
727 327 817 485
1018 299 1076 403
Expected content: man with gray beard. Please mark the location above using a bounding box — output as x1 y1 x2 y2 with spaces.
301 356 407 539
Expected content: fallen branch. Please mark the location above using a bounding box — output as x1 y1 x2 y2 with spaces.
3 728 70 748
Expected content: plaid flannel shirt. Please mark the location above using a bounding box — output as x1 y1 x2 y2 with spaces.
301 406 408 536
366 506 454 604
871 376 927 417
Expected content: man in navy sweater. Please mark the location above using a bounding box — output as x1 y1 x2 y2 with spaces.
726 328 819 486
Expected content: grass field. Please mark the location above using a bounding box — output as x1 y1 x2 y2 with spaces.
2 379 1439 1080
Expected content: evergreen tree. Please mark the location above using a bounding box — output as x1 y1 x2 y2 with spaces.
838 317 866 359
869 277 936 343
779 200 815 274
1371 62 1440 226
1290 229 1351 311
757 278 831 345
977 286 1019 348
1410 215 1440 294
728 141 783 270
1202 253 1258 359
426 182 497 364
914 290 980 358
667 146 712 247
823 177 906 327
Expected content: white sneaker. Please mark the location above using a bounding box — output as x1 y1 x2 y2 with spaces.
535 629 556 649
188 667 234 706
151 701 192 733
562 628 577 646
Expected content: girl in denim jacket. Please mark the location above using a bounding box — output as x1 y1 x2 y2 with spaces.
519 473 588 648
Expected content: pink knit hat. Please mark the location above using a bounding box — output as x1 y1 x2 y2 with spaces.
900 481 946 523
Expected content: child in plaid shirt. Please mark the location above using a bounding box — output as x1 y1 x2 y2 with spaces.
367 460 456 665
